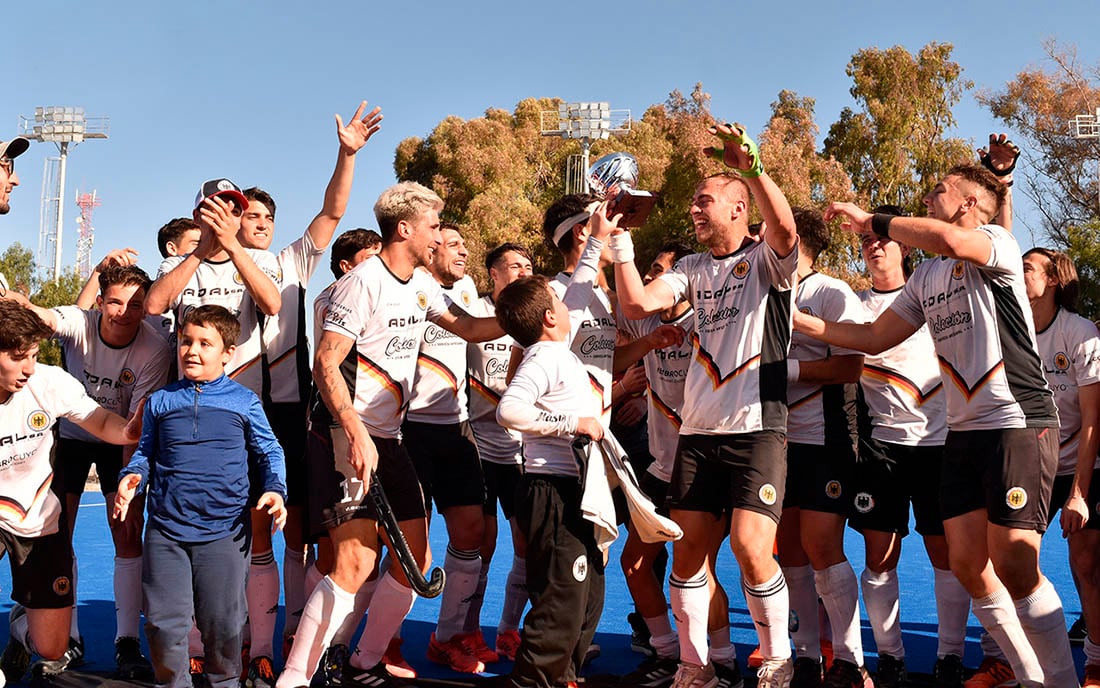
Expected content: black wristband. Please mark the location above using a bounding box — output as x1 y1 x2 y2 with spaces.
871 213 894 239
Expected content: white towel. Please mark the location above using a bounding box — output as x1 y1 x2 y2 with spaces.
579 437 619 553
597 433 683 544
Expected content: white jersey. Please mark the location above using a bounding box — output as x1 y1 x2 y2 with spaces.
406 274 478 424
620 308 694 482
466 295 522 465
321 256 447 439
145 312 176 344
1035 308 1100 474
263 231 325 405
890 225 1058 431
657 239 798 435
787 272 863 446
157 250 281 396
551 272 617 420
0 366 100 537
497 340 598 477
858 287 947 446
53 306 172 443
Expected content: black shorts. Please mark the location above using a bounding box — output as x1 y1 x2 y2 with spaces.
305 423 427 540
53 438 122 495
0 523 74 609
640 470 671 517
402 420 485 512
940 427 1057 532
782 441 857 515
668 431 787 523
482 460 522 520
1049 469 1100 531
264 401 308 507
848 437 945 536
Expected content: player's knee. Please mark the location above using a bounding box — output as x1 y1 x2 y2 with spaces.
1069 538 1100 586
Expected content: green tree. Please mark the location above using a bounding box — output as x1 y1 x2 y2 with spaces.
0 243 35 294
29 268 83 366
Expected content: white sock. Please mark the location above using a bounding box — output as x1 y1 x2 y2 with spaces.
10 604 35 655
435 546 481 642
1085 637 1100 667
188 620 203 657
709 627 735 668
274 576 355 688
645 614 678 659
247 549 279 659
972 588 1042 686
498 555 528 632
670 569 711 666
1014 580 1077 688
333 577 377 647
114 556 144 640
933 567 970 658
979 631 1007 661
783 565 820 660
351 572 416 670
70 557 80 640
282 547 309 637
463 559 491 633
861 567 903 659
743 569 792 662
815 561 864 666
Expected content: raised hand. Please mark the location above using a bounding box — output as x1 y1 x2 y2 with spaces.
977 132 1021 180
198 196 243 252
587 199 624 241
704 123 764 178
96 248 139 272
336 101 383 154
823 202 873 234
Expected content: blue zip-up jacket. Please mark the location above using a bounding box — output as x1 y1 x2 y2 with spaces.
121 374 286 543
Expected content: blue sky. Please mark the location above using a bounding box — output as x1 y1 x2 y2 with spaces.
3 0 1098 290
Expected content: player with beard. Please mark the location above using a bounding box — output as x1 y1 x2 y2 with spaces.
0 136 29 292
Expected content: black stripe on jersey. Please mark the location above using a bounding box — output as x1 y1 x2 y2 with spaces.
760 286 792 431
987 278 1058 425
822 382 858 446
294 283 311 404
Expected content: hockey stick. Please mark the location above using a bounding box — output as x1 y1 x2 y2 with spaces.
368 471 446 598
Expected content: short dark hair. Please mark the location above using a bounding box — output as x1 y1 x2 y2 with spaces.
98 264 152 294
542 193 599 255
946 163 1007 220
655 241 693 263
0 301 54 353
871 205 912 276
484 242 533 273
329 229 381 279
440 221 462 235
1023 248 1080 313
793 207 829 262
242 187 277 219
181 305 240 349
495 275 553 347
156 217 199 258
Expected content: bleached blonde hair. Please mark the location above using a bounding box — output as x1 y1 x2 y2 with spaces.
373 181 444 241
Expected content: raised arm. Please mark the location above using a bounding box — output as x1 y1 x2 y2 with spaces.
977 132 1020 232
199 197 281 315
0 293 57 331
585 201 677 319
793 354 864 384
146 230 215 315
793 307 918 357
433 305 505 343
77 248 139 310
823 202 993 266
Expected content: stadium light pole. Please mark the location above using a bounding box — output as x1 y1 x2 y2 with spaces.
1071 107 1100 216
19 107 109 282
541 102 631 194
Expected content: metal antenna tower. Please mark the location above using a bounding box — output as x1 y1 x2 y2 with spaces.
75 190 101 279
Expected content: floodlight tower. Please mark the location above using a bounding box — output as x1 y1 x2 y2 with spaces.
1071 108 1100 216
75 190 102 279
19 107 109 282
541 102 631 194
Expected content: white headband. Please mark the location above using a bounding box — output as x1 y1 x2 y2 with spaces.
551 202 600 245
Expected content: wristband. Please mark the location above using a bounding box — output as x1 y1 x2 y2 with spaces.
786 359 800 382
871 213 894 239
609 231 635 264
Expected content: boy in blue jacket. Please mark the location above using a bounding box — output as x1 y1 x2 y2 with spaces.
114 305 287 688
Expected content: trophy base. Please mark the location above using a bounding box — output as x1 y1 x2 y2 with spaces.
613 188 657 228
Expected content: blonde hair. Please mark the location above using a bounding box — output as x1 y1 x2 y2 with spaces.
373 182 444 241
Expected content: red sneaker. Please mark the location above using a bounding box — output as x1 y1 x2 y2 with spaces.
495 629 521 662
427 632 485 674
382 637 417 679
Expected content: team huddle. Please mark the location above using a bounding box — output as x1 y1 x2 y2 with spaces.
0 102 1097 688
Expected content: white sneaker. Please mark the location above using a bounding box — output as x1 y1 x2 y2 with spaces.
670 662 718 688
755 657 794 688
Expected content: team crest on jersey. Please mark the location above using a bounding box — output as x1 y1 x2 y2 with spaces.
233 271 244 285
825 480 842 499
52 576 71 596
416 292 429 310
1054 352 1070 371
733 260 751 279
799 306 814 317
1005 487 1028 510
951 262 966 280
118 368 136 386
572 555 588 582
854 492 875 514
758 483 777 506
461 290 472 307
27 410 50 432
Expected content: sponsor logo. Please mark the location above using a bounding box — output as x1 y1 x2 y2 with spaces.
951 262 966 280
931 310 972 334
52 576 71 596
579 335 615 356
758 483 777 506
416 292 429 310
28 410 50 432
825 480 843 499
216 180 234 192
696 305 741 329
1054 352 1070 371
733 260 750 279
572 555 588 582
1006 487 1028 510
423 325 460 344
485 358 509 377
384 337 418 357
854 492 874 514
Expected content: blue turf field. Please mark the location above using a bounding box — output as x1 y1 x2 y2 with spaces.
0 490 1088 683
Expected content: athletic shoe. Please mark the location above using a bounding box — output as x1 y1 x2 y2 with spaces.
791 656 823 688
190 656 211 688
495 629 521 662
756 658 795 688
244 656 276 688
714 660 744 688
114 636 155 681
60 637 84 669
962 657 1014 688
382 638 416 679
932 654 965 688
340 662 409 688
582 643 601 668
427 632 485 673
821 659 872 688
1071 615 1089 646
874 654 906 688
628 612 656 657
746 647 764 669
669 662 718 688
29 659 67 688
318 644 350 686
1 609 30 684
462 630 499 664
1083 663 1100 687
621 655 680 687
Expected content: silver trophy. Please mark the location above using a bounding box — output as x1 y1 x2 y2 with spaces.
587 152 656 228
